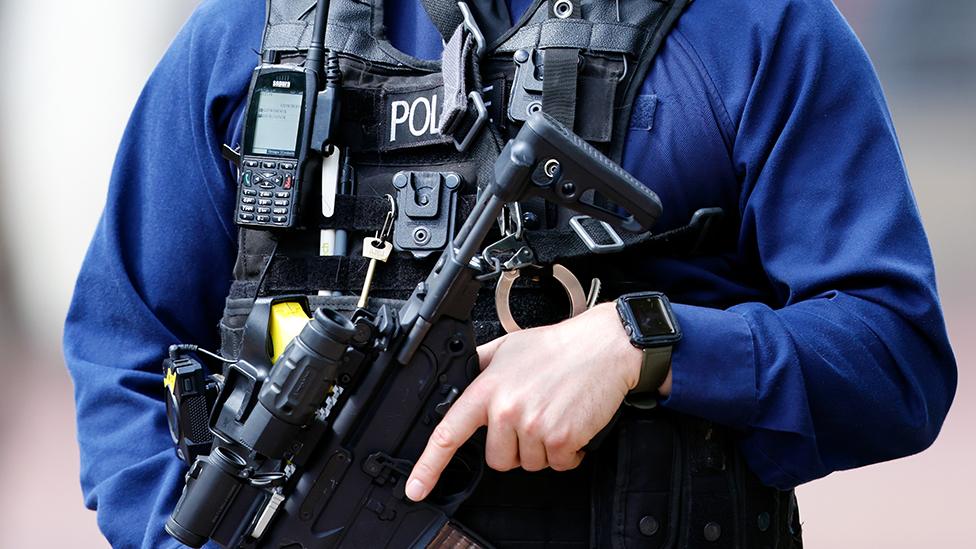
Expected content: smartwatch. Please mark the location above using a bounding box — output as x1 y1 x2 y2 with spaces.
615 292 682 407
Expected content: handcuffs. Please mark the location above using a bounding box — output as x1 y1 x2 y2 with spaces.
482 202 598 333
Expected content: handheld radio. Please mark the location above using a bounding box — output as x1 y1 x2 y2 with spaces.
236 68 317 228
234 0 337 230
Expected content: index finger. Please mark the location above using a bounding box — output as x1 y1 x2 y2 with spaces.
405 385 488 501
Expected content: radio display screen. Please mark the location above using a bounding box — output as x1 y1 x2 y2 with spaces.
247 90 303 157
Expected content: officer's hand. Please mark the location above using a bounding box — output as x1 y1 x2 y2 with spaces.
405 302 658 502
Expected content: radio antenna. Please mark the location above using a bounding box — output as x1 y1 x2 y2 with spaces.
306 0 331 86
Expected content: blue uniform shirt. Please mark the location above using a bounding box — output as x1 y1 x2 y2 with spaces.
64 1 957 547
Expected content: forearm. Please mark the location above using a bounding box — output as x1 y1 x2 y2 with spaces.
659 291 954 489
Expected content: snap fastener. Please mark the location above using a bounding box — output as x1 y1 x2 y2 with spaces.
704 521 722 542
757 511 771 532
639 515 659 536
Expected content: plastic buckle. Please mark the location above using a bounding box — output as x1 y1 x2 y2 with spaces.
457 1 486 58
570 215 625 253
451 91 488 152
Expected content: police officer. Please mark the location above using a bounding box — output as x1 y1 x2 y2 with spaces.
64 0 956 547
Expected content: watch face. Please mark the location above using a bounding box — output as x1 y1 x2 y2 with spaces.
619 293 682 347
629 296 677 337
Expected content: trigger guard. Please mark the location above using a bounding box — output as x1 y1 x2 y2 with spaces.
424 441 485 514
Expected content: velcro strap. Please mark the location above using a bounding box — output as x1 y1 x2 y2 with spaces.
439 25 472 136
261 255 435 294
319 195 478 232
542 48 580 131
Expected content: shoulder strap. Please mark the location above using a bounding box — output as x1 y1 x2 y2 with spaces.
262 0 438 67
419 0 464 42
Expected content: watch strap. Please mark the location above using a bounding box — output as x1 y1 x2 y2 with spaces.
625 345 672 410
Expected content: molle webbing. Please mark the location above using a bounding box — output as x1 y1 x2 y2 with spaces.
261 0 693 161
262 1 676 55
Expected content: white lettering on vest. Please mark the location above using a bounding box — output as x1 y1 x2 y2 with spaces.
390 94 441 142
430 93 441 134
409 97 431 137
390 100 410 142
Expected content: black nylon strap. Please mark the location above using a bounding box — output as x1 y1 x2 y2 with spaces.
318 195 478 232
421 0 515 45
261 255 435 294
541 47 580 130
541 0 581 130
420 0 465 42
525 208 727 264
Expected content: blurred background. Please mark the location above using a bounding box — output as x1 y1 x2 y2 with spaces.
0 0 972 547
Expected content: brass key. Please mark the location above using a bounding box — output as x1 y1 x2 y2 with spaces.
358 195 396 309
358 237 393 308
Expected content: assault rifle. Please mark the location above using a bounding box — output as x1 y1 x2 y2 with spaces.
165 113 663 548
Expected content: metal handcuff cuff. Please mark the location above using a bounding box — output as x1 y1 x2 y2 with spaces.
482 202 598 333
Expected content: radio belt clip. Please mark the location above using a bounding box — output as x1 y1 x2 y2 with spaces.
392 171 461 258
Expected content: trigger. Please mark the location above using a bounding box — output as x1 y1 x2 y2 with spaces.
435 386 461 418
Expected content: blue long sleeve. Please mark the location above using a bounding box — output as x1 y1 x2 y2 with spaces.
653 0 957 489
63 2 262 546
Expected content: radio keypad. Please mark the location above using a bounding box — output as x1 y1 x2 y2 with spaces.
237 158 299 227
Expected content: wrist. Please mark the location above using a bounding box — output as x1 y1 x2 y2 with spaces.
613 292 681 403
592 302 643 391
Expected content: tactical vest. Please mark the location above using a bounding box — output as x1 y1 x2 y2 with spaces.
218 1 804 547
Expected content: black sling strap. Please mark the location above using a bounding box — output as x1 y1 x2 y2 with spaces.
421 0 515 44
419 0 465 41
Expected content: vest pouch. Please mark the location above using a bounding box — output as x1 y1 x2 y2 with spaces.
601 408 681 549
733 449 804 549
504 49 623 143
219 293 407 362
574 52 623 143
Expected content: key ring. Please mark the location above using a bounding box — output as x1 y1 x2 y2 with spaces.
495 264 588 333
376 194 396 241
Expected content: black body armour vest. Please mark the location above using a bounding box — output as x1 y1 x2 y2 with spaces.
219 1 804 547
